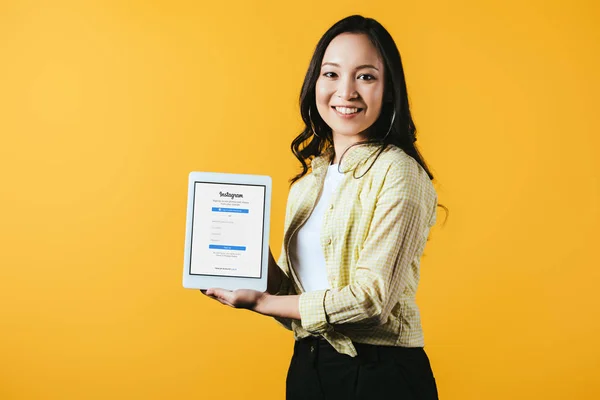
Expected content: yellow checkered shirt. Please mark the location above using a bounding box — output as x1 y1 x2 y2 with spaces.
274 143 438 357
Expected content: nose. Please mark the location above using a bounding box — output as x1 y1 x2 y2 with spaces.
336 75 358 100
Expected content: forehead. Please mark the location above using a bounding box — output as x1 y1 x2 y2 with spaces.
322 33 383 68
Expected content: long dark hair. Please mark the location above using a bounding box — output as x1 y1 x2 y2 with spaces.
290 15 447 220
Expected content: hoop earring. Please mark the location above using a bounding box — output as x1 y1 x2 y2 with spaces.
308 107 320 138
382 110 396 141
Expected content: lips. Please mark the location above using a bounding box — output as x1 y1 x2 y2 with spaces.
332 106 362 113
332 106 364 118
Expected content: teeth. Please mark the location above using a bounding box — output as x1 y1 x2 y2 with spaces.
335 107 360 114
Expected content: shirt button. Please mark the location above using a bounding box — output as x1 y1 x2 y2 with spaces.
329 204 334 210
326 238 332 245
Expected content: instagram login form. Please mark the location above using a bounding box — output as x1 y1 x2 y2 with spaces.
190 182 265 278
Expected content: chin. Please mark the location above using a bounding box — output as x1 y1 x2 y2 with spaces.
331 126 369 138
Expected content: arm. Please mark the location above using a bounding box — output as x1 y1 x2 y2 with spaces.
204 249 300 320
205 187 302 325
298 160 436 334
204 287 301 320
256 293 300 320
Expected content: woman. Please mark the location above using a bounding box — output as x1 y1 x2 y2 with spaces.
204 15 442 400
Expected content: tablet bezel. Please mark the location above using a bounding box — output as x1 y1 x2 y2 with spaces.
182 172 271 292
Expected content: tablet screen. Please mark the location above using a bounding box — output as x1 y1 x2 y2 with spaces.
189 182 266 279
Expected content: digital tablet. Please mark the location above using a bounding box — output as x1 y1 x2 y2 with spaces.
182 172 272 291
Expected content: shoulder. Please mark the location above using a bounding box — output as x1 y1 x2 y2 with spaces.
284 171 315 210
288 173 311 197
370 146 437 203
370 145 427 181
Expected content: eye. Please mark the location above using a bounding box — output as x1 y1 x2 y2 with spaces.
322 72 337 78
358 74 376 81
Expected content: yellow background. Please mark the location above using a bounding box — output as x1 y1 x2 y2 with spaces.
1 0 599 399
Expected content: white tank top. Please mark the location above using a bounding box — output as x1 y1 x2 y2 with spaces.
289 163 345 292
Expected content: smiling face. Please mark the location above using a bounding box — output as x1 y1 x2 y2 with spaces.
315 32 386 145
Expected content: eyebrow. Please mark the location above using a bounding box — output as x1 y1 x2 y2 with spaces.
321 62 380 71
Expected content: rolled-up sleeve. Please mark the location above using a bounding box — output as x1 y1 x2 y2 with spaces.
298 289 331 334
298 159 434 331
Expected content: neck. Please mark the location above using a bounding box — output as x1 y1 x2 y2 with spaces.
332 134 364 164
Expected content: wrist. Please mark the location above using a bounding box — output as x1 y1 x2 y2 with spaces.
255 292 272 315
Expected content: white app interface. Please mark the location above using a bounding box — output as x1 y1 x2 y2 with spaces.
190 182 265 278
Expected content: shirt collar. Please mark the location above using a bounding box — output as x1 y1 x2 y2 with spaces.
310 143 384 174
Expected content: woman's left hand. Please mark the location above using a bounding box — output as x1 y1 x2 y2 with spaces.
202 288 267 311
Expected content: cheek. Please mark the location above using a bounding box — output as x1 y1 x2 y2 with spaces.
315 80 331 104
315 82 334 119
366 86 385 113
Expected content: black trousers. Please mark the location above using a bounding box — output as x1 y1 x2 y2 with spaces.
286 337 439 400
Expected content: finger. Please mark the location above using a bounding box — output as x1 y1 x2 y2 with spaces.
220 299 234 307
210 288 234 303
204 288 221 297
201 289 217 299
211 295 234 307
205 295 219 302
200 289 221 302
